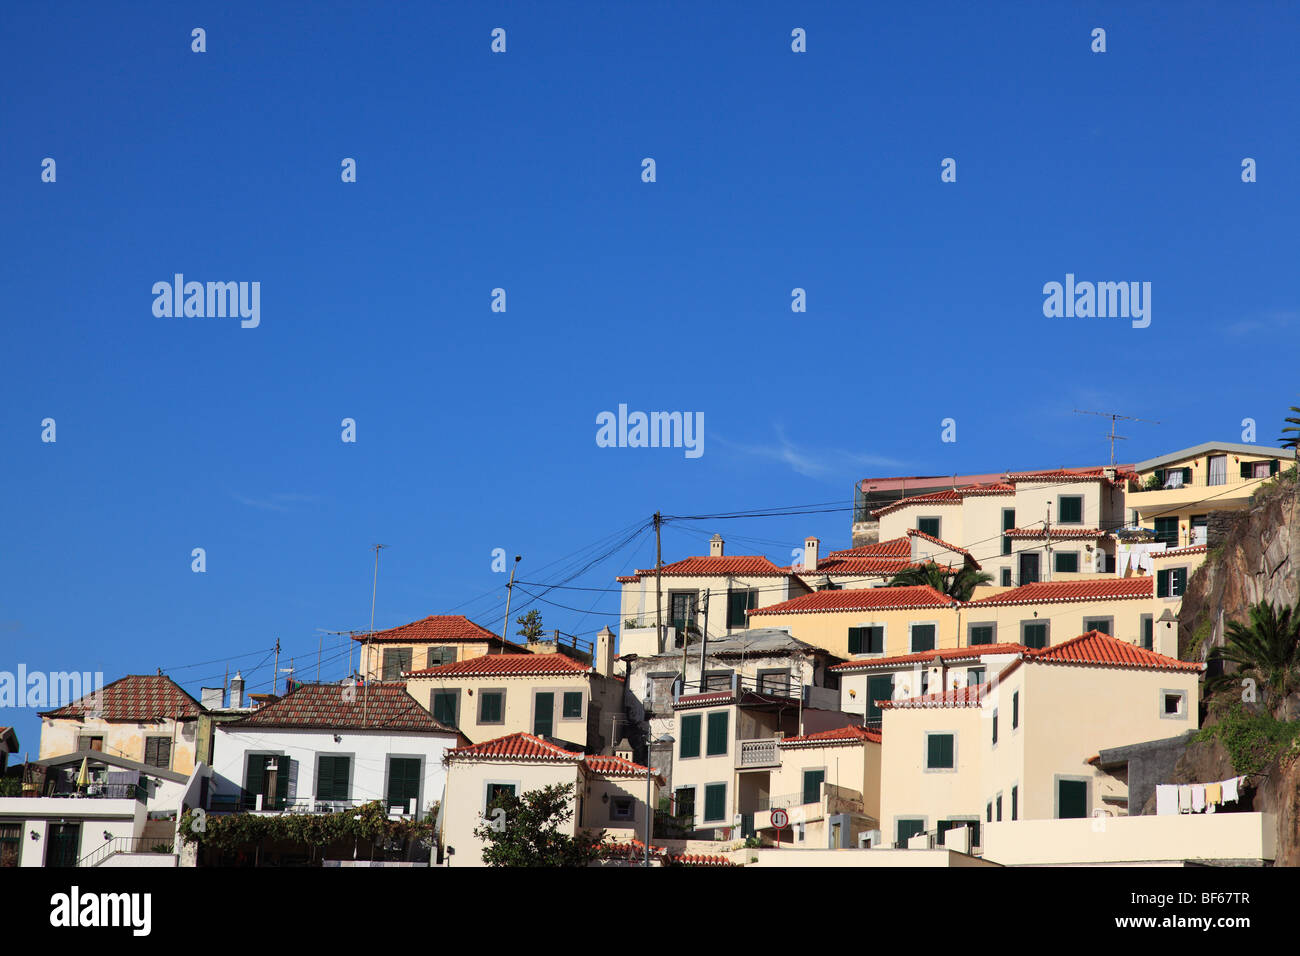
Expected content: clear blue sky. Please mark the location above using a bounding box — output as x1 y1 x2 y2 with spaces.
2 1 1297 752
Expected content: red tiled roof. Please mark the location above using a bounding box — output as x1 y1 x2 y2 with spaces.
1023 630 1202 672
617 555 792 583
1005 527 1106 539
967 577 1153 607
405 653 592 679
1007 467 1136 485
785 556 913 577
828 537 911 559
38 674 202 721
870 483 1015 517
225 682 457 734
780 725 882 746
448 732 584 763
673 691 736 709
350 614 523 649
881 684 987 709
830 643 1028 672
669 853 737 867
750 585 955 616
1153 545 1208 559
583 754 657 778
907 529 973 557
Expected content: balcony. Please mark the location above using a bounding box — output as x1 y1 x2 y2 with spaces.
736 737 780 770
1128 468 1280 512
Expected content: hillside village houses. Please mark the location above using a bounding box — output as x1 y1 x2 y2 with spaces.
0 437 1290 867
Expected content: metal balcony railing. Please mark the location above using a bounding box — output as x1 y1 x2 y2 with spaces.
77 836 174 868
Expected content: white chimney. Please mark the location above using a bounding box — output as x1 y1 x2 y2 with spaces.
229 671 245 709
803 536 820 572
595 626 616 678
200 687 223 710
710 534 724 557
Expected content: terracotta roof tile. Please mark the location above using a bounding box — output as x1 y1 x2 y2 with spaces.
828 537 912 559
881 684 987 709
750 585 955 617
448 732 584 762
405 653 592 679
830 643 1027 672
870 483 1015 518
350 614 523 649
38 674 202 722
617 555 791 583
1007 467 1136 485
1023 630 1202 672
1005 527 1106 539
780 725 882 746
966 577 1153 607
583 754 661 781
907 529 973 557
1152 545 1208 559
225 682 457 733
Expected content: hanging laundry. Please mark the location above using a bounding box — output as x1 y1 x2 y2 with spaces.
1178 784 1193 812
1223 776 1240 803
1191 785 1206 812
1206 782 1222 805
1155 784 1179 816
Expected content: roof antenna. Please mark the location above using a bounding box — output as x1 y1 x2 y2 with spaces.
1073 410 1161 467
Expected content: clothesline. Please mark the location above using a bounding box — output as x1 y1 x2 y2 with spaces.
1155 774 1252 816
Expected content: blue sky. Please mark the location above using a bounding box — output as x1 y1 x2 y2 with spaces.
1 1 1297 751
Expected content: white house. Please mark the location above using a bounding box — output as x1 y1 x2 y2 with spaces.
209 681 463 817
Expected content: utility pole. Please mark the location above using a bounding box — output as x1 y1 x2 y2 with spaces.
698 588 711 692
364 544 386 727
272 638 280 695
1073 409 1161 466
653 512 663 655
501 555 522 646
1044 502 1052 583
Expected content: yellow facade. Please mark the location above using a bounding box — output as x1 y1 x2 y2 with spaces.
39 716 198 775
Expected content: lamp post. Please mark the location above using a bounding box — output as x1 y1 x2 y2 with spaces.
644 733 674 867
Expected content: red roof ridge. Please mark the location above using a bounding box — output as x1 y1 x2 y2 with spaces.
405 653 592 679
780 725 882 745
448 732 585 762
829 642 1027 671
750 585 956 617
1022 630 1203 672
966 577 1153 606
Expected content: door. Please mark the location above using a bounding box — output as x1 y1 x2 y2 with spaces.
1208 455 1227 486
1018 552 1039 585
533 692 554 737
866 675 894 723
386 757 421 814
1058 779 1088 819
46 824 81 867
802 769 825 805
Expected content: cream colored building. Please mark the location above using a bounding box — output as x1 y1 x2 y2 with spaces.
402 629 624 753
440 732 660 867
879 631 1203 853
354 614 527 682
963 577 1162 653
38 674 203 775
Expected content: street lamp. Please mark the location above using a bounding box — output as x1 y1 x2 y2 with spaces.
644 734 674 867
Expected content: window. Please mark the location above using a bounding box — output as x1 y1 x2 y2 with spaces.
918 517 941 538
1011 786 1019 821
1022 621 1048 649
706 711 729 756
896 819 925 846
848 625 884 654
1153 517 1179 549
757 669 790 695
1083 617 1113 637
485 781 517 812
802 769 825 805
1207 455 1227 486
0 824 19 868
1162 690 1187 718
1002 509 1015 555
478 690 505 724
991 709 998 745
316 755 351 802
1054 551 1079 573
245 754 289 811
381 648 412 681
674 786 695 820
1012 691 1019 729
679 714 702 758
967 667 985 686
1157 567 1188 598
77 735 104 752
726 589 758 629
143 736 172 769
1058 779 1088 819
996 794 1003 821
702 783 727 823
926 733 954 770
610 796 635 822
1000 567 1012 587
1190 514 1209 545
562 691 583 719
702 669 734 691
938 818 980 848
969 623 995 645
986 802 992 823
533 692 554 737
1057 496 1083 524
866 675 894 722
386 757 421 813
669 591 698 631
426 646 456 668
910 623 936 653
1141 615 1154 650
1018 552 1040 585
432 690 459 727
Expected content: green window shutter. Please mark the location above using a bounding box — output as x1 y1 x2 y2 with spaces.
680 714 701 758
1270 459 1280 475
969 625 993 645
244 754 265 807
1058 780 1087 819
1059 497 1082 523
868 627 884 653
802 770 825 805
433 691 458 726
1054 552 1079 573
703 783 726 822
1173 568 1187 596
727 591 756 629
897 819 925 846
911 624 935 652
918 518 940 538
706 711 729 756
318 756 350 801
848 627 864 654
1011 786 1018 821
1142 617 1154 650
992 711 998 745
1154 468 1165 485
866 675 893 721
480 691 503 723
387 757 421 812
533 692 554 737
927 734 953 769
1240 461 1253 479
274 755 291 810
1157 572 1169 598
1023 623 1047 649
1012 691 1019 729
1182 468 1193 483
563 692 583 718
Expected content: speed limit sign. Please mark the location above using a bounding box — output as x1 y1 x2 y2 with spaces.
770 808 789 829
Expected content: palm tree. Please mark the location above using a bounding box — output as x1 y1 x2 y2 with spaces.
1206 600 1300 711
887 562 992 602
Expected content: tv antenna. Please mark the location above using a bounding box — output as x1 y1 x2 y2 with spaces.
1073 410 1161 466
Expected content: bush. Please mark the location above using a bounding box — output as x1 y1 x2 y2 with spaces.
1196 702 1300 776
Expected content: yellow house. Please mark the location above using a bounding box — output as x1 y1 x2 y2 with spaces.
962 577 1161 653
354 614 527 681
402 633 624 753
878 631 1203 852
440 732 661 867
38 674 203 775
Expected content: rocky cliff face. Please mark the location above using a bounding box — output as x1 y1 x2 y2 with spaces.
1176 475 1300 864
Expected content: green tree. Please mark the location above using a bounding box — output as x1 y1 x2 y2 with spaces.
515 609 545 640
1206 601 1300 713
887 562 992 602
473 782 604 867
